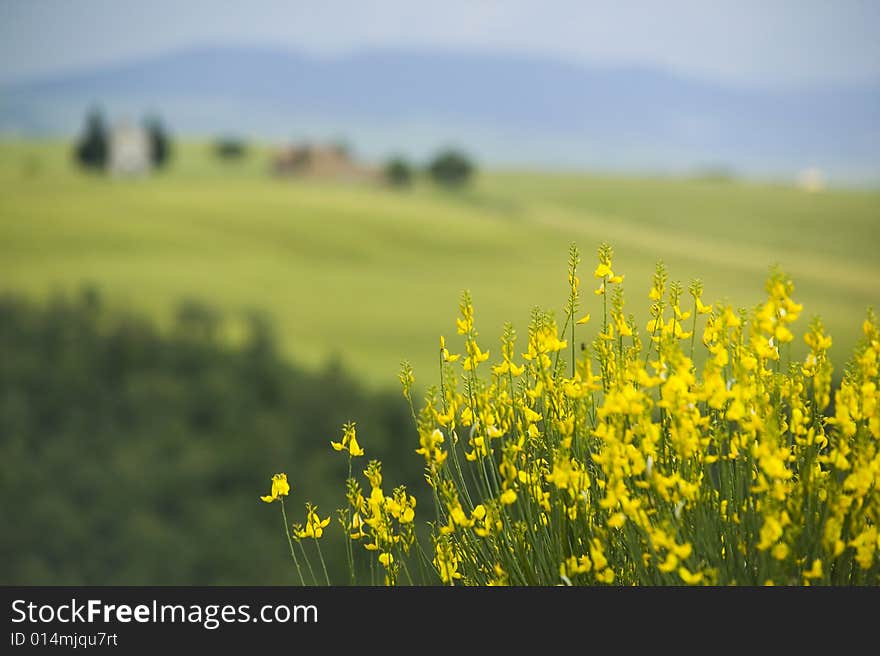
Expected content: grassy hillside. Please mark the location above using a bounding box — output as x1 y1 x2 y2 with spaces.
1 140 878 389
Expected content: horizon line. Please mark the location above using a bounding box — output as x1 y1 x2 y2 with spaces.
4 41 880 93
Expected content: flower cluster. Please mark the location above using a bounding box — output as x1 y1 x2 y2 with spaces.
340 460 417 584
263 243 879 586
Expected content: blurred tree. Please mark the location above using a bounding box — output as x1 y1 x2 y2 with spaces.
175 299 221 341
214 137 248 160
384 156 413 187
427 149 474 187
74 108 109 171
144 116 172 169
0 290 418 584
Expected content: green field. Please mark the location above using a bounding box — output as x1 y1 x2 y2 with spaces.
2 140 879 389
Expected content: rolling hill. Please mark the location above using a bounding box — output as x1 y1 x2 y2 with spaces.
1 141 878 390
2 46 879 182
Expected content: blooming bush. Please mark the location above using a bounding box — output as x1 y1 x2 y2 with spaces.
263 243 879 585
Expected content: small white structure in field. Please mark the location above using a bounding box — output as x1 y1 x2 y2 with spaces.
109 122 152 176
796 167 825 193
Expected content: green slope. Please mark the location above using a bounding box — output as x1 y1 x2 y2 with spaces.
2 141 878 389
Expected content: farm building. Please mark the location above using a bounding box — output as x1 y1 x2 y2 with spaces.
108 122 152 176
271 143 379 182
796 167 825 193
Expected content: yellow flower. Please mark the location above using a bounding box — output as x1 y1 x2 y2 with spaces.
771 543 790 561
463 341 490 371
590 539 609 572
294 504 331 539
560 555 592 579
607 512 626 529
260 473 290 503
594 262 613 278
448 503 473 528
757 512 789 551
576 313 591 325
440 335 461 362
434 540 462 584
849 527 877 569
596 569 615 584
658 553 678 573
349 512 366 540
330 421 365 457
500 489 517 505
678 567 703 585
673 543 693 560
416 428 447 466
348 433 365 457
803 559 823 580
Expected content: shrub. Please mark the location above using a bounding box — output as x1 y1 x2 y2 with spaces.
73 108 109 171
384 157 413 187
427 149 474 188
0 291 413 584
144 116 171 169
264 243 880 586
215 138 248 160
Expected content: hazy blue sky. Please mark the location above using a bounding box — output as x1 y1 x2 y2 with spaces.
1 0 878 86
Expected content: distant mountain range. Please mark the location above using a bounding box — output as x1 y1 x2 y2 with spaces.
2 45 878 182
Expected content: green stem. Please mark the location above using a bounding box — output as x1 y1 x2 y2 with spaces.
298 539 318 585
314 539 331 586
644 303 663 367
346 457 356 585
343 510 355 585
399 548 415 586
441 351 474 509
602 277 608 336
279 498 306 586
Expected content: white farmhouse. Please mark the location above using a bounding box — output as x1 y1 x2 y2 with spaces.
796 167 825 193
109 122 152 176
